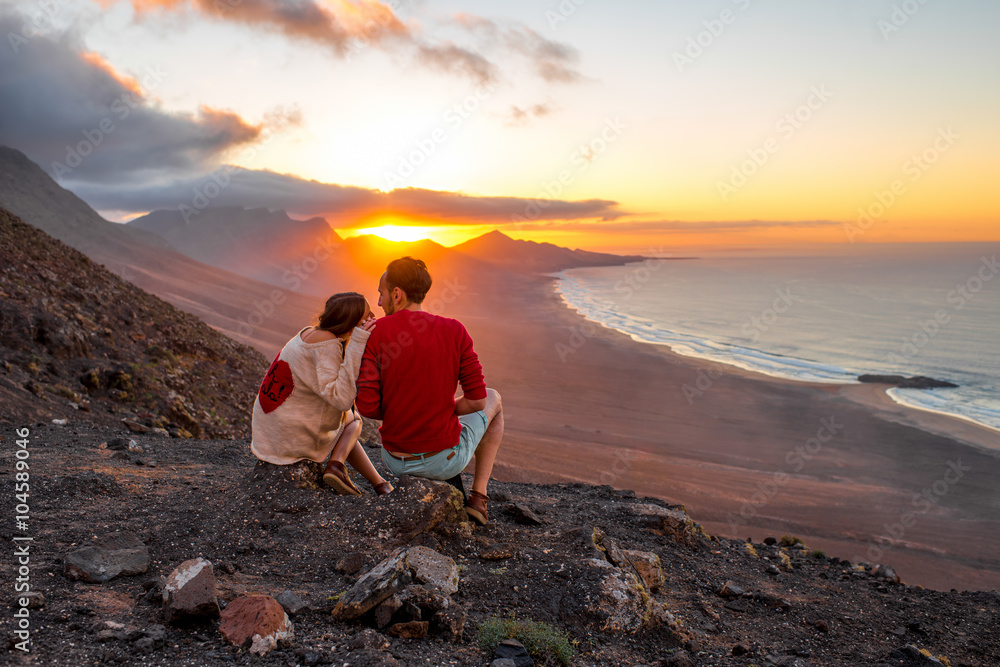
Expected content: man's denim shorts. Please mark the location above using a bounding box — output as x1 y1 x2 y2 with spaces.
380 411 489 480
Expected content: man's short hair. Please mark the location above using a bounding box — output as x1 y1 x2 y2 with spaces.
386 256 432 303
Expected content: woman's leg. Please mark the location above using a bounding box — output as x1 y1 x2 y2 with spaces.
346 441 388 488
329 409 388 489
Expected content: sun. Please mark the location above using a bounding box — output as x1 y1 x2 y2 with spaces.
352 225 432 243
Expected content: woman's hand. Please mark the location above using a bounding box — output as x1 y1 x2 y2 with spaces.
359 314 377 333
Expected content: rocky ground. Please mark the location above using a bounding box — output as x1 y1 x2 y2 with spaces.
0 208 267 440
1 420 998 667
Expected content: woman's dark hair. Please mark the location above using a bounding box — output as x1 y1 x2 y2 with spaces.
386 256 432 303
316 292 367 336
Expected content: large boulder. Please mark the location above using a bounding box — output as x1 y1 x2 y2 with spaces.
63 532 149 583
162 558 220 624
631 503 709 547
332 550 414 620
219 595 293 656
559 558 651 634
332 546 461 622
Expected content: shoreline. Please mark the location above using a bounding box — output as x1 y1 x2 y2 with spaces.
553 266 1000 441
451 270 1000 592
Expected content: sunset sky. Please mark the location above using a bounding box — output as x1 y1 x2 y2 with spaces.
1 0 997 252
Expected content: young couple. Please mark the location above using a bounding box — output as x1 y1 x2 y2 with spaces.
250 257 504 524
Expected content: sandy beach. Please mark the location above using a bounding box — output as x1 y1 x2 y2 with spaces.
436 269 1000 593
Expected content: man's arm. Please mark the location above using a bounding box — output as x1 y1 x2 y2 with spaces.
455 323 487 414
355 335 383 420
454 394 486 416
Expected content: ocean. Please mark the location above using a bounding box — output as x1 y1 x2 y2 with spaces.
555 243 1000 433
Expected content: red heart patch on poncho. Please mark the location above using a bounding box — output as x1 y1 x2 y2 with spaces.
258 355 294 413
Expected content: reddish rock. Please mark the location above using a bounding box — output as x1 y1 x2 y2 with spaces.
219 595 293 655
386 620 428 639
162 558 220 624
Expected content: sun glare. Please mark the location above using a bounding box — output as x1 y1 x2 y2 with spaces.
351 225 433 243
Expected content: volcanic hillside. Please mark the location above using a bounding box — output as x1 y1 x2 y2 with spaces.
0 207 267 438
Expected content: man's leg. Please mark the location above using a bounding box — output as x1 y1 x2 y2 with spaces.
471 388 503 496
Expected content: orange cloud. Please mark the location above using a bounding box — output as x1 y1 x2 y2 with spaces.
80 50 143 97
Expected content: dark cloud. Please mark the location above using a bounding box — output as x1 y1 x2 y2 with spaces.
0 12 292 184
66 165 621 224
509 219 842 234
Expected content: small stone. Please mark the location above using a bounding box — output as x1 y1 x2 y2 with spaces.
507 503 544 526
64 532 150 583
763 536 777 545
892 627 907 636
664 650 696 667
375 595 403 629
335 552 366 575
386 620 428 639
732 644 749 656
348 628 390 651
813 619 830 633
718 581 745 598
122 419 150 434
406 546 459 595
219 595 293 656
162 558 220 624
16 592 45 609
275 590 308 616
294 648 325 666
874 564 901 584
491 660 518 667
107 437 137 451
480 545 517 560
496 638 534 666
724 599 748 613
433 606 466 642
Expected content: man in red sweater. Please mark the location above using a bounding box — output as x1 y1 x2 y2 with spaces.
355 257 504 525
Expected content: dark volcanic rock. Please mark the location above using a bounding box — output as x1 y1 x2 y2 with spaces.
63 532 149 583
858 374 958 389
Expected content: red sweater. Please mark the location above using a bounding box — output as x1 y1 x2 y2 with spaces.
356 309 487 453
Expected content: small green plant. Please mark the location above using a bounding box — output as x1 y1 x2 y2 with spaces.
779 535 806 548
477 613 576 666
811 549 826 559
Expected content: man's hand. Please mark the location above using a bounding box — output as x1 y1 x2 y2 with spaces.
455 395 487 416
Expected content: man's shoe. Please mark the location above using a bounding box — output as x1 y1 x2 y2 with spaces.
323 460 361 496
374 482 394 496
465 491 489 525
